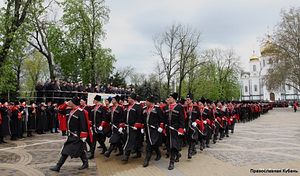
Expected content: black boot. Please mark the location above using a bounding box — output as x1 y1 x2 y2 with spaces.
121 154 129 162
132 151 141 158
104 145 114 158
175 153 181 162
154 148 161 161
143 152 151 167
115 144 123 156
50 155 68 172
87 149 94 159
188 144 193 159
121 151 130 162
168 160 175 170
78 153 89 170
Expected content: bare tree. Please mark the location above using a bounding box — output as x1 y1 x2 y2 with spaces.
27 0 56 80
177 26 202 98
262 7 300 92
154 24 181 95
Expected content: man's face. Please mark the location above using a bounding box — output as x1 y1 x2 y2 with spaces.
80 100 86 106
145 100 152 107
128 97 134 105
168 96 175 104
67 101 76 108
93 100 98 105
186 98 192 105
112 98 117 105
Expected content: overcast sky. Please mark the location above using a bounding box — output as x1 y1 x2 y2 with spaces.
1 0 299 74
101 0 299 73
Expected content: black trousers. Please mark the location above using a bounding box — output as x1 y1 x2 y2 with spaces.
90 133 107 154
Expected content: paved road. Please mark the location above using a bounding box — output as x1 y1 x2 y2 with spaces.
1 108 299 176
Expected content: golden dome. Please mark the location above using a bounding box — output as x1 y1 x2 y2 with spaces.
250 55 259 61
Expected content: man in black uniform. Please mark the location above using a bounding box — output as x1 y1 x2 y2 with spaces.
186 95 201 159
88 95 108 159
122 93 143 162
164 93 185 170
50 97 89 172
142 95 164 167
103 95 125 158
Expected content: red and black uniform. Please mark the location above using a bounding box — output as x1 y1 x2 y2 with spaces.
0 103 10 143
200 106 213 148
89 104 108 158
10 105 20 140
163 103 185 168
80 105 94 153
57 103 69 136
122 103 143 161
227 106 237 134
186 104 201 158
102 104 125 158
142 105 164 165
51 104 89 172
27 105 37 137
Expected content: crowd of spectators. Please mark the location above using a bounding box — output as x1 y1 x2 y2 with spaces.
35 80 133 103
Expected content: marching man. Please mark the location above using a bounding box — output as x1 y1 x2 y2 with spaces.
164 93 185 170
50 97 89 172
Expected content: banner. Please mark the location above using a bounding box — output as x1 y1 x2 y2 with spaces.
87 93 119 106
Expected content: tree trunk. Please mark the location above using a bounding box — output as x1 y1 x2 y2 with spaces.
47 55 55 81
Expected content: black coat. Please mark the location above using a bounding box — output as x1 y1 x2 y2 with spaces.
36 108 47 131
61 108 88 158
0 106 10 137
186 105 200 141
164 104 185 151
123 103 142 152
107 105 124 144
27 107 36 130
90 105 108 136
142 105 163 146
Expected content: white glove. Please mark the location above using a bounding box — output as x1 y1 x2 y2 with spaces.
203 120 207 124
141 128 144 134
81 138 87 142
178 132 184 135
215 119 218 122
157 127 163 133
132 127 137 130
98 126 103 131
118 127 123 133
192 122 197 127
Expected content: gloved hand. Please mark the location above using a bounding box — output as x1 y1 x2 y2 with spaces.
178 131 184 135
157 127 163 133
203 120 207 124
98 126 103 131
141 128 144 134
132 126 137 130
215 119 218 122
118 127 123 133
192 122 197 127
81 138 87 142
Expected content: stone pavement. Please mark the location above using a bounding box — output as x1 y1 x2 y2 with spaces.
1 108 299 176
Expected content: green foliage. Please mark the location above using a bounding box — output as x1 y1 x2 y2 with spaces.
262 7 300 91
0 60 17 94
110 72 126 87
21 51 48 97
181 49 241 101
59 0 114 84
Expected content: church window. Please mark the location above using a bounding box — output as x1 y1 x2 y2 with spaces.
254 85 258 92
253 65 256 72
245 86 248 92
